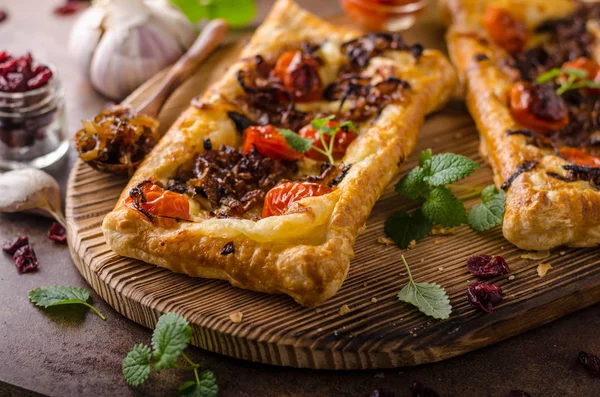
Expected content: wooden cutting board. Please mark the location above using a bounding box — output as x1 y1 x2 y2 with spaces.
65 12 600 370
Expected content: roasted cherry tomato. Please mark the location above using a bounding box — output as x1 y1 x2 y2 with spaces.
273 51 322 102
125 182 189 221
509 82 569 134
562 57 600 94
483 6 528 54
298 121 358 161
559 147 600 167
262 182 332 218
242 125 303 161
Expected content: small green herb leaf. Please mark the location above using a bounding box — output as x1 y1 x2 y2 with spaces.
395 167 428 200
421 186 467 227
423 153 479 187
123 344 152 386
419 148 432 167
179 371 219 397
384 209 432 249
28 286 106 320
397 255 452 320
563 68 588 78
467 185 505 231
152 312 192 371
311 115 336 134
170 0 256 27
277 128 313 153
536 68 561 84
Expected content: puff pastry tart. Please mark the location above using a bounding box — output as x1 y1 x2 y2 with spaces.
102 0 456 306
442 0 600 251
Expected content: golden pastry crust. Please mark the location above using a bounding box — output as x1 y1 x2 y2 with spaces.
442 0 600 250
102 0 456 306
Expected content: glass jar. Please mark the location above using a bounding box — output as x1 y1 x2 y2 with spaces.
341 0 429 32
0 66 68 170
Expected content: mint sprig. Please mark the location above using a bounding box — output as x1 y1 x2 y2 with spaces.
277 128 313 153
123 313 218 396
309 116 357 165
397 255 452 320
28 286 106 321
536 67 600 95
170 0 256 27
386 150 505 248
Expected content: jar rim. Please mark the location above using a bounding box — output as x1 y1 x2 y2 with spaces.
343 0 428 13
0 62 59 99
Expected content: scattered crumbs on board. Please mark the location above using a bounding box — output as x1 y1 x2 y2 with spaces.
438 267 444 271
434 240 441 245
508 275 515 281
371 297 378 303
374 373 385 378
357 223 367 234
407 240 417 249
559 251 566 256
430 225 457 235
229 311 243 323
537 263 553 277
377 236 395 246
339 304 350 315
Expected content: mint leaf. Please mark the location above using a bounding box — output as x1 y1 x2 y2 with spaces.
422 186 467 227
28 285 106 320
170 0 256 27
123 344 152 386
384 209 432 248
423 153 479 187
536 68 561 84
179 371 219 397
467 185 505 231
311 115 336 134
395 167 428 200
277 128 313 153
152 313 192 371
419 148 432 167
397 255 451 319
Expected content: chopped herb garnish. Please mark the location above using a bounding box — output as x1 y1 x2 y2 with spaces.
536 67 600 95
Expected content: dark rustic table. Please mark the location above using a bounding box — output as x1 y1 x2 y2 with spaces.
1 1 599 396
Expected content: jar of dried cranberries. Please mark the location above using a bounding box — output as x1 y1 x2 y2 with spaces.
0 53 67 169
341 0 429 32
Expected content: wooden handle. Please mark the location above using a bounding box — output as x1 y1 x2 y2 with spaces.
137 19 229 118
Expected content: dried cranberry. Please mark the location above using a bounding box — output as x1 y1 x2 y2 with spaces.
54 2 79 15
0 9 7 24
0 58 17 74
13 245 39 273
48 222 67 244
467 255 510 278
506 391 531 397
2 236 29 255
410 380 439 397
27 69 53 90
467 282 503 314
579 351 600 377
369 390 395 397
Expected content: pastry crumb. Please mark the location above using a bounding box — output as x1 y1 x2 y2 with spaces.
508 275 515 281
420 258 425 263
339 304 350 315
371 297 378 303
559 251 566 256
407 240 417 249
357 223 367 234
500 246 505 250
430 225 457 235
434 240 441 245
521 250 551 260
317 328 323 332
374 373 385 378
537 263 553 277
438 267 444 271
229 311 243 323
377 236 395 246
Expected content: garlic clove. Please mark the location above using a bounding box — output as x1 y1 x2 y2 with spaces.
69 5 106 79
147 0 197 49
0 169 65 227
89 24 186 100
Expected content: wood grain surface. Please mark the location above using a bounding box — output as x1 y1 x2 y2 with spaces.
65 15 600 370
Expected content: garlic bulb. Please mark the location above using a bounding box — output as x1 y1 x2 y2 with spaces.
69 0 196 100
0 169 65 227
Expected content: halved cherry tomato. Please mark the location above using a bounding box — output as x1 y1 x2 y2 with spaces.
561 57 600 94
262 182 332 218
125 182 189 221
483 6 528 54
509 82 569 134
299 121 358 161
273 51 322 102
559 147 600 167
242 125 303 161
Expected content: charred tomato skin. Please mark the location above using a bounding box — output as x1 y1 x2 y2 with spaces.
262 182 332 218
559 147 600 167
242 125 303 161
298 121 358 161
509 82 569 133
483 6 528 54
273 50 322 102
